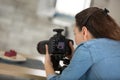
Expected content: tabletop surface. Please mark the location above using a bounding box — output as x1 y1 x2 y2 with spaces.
0 51 46 80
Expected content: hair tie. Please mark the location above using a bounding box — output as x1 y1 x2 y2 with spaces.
103 8 109 15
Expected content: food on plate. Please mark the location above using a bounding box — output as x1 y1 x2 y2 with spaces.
4 50 17 58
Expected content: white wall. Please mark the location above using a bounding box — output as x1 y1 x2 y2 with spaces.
0 0 58 55
108 0 120 25
91 0 120 25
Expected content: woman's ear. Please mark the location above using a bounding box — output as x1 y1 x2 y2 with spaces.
81 26 94 41
81 26 88 41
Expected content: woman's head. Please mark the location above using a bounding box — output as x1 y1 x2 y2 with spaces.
74 7 120 45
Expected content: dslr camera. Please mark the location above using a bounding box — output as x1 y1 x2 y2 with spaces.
37 28 73 73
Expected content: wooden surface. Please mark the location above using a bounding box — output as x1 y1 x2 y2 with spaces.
0 53 46 80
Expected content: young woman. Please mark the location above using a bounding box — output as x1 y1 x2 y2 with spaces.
44 7 120 80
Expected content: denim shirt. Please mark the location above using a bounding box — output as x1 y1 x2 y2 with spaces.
47 38 120 80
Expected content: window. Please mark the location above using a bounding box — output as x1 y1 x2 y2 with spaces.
55 0 91 16
52 0 91 26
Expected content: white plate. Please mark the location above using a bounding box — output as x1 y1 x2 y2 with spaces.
0 51 27 62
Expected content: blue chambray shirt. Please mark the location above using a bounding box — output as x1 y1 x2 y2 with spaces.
47 38 120 80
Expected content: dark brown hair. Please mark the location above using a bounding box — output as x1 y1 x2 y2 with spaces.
75 7 120 40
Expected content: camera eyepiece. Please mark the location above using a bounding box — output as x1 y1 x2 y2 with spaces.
53 29 64 35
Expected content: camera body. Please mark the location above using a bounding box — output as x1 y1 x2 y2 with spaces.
37 29 73 72
37 29 73 55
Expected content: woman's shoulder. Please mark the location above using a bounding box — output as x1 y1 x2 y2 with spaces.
77 38 120 49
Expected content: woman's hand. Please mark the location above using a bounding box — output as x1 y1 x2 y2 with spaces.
45 44 52 66
66 41 74 60
44 41 74 76
44 44 55 76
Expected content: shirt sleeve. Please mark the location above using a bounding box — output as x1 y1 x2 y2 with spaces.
48 44 93 80
47 74 57 80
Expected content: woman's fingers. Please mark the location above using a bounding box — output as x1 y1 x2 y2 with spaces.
45 44 50 62
45 44 49 54
66 41 74 59
45 44 52 65
69 41 74 53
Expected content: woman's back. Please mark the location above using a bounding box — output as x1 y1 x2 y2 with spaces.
84 38 120 80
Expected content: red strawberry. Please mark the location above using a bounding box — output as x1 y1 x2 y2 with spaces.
4 50 17 57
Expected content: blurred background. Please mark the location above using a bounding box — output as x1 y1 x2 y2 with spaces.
0 0 119 58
